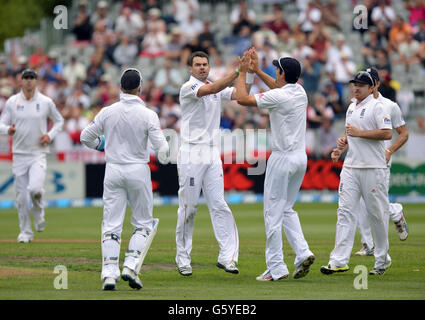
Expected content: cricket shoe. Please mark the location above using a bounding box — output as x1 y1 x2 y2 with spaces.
256 270 289 281
320 264 349 275
121 267 143 290
17 234 33 243
394 211 408 241
177 264 192 276
354 243 374 256
102 277 116 291
216 261 239 274
293 255 315 279
369 260 392 275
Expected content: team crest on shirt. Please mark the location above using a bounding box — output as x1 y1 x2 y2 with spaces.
17 105 24 111
191 83 198 91
382 116 391 124
360 109 366 118
347 108 353 116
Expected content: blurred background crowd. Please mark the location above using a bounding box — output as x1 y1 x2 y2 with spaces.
0 0 424 159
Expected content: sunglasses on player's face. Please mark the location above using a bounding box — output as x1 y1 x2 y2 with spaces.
22 76 36 80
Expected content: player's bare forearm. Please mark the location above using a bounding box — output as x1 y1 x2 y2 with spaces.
231 83 252 100
198 71 238 97
236 72 257 106
236 72 248 103
209 71 238 92
236 52 257 106
245 83 252 94
255 68 279 89
388 125 408 154
357 129 392 140
346 123 392 140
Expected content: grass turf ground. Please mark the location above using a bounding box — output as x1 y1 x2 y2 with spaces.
0 203 424 300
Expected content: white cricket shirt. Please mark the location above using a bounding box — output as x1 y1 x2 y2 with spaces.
80 93 168 164
0 89 64 155
344 94 392 169
377 93 405 146
254 83 308 153
179 75 233 146
377 93 405 167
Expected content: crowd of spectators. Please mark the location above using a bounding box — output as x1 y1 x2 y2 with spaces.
0 0 424 159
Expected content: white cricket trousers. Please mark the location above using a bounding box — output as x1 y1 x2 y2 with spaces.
330 167 391 269
356 167 404 248
263 151 313 280
13 154 46 239
101 163 154 281
175 144 239 267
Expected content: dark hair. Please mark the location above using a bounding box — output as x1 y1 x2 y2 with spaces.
188 51 209 66
120 68 142 92
122 87 140 95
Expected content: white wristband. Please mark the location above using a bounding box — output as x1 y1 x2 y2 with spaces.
246 72 255 84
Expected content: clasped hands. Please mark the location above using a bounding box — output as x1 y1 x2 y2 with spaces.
238 48 259 74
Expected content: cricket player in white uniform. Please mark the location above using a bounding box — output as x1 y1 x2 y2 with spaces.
235 49 315 281
323 71 393 275
176 51 249 276
351 68 409 256
80 68 169 290
0 69 64 243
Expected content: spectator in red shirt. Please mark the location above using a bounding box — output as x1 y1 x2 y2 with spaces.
122 0 142 12
406 0 425 28
265 6 290 35
28 47 47 69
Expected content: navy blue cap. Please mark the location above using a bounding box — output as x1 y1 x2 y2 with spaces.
366 67 380 83
349 71 375 86
272 57 301 84
21 69 38 79
120 68 142 91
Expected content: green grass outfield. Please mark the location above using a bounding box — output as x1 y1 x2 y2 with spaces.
0 203 424 300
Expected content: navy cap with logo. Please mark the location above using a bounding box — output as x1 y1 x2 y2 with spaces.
272 57 301 84
366 67 380 83
120 68 142 91
21 69 38 79
349 71 375 86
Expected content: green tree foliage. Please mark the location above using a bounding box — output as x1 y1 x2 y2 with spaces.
0 0 72 50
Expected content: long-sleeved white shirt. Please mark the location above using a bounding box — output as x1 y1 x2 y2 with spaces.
80 93 168 164
0 89 64 155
